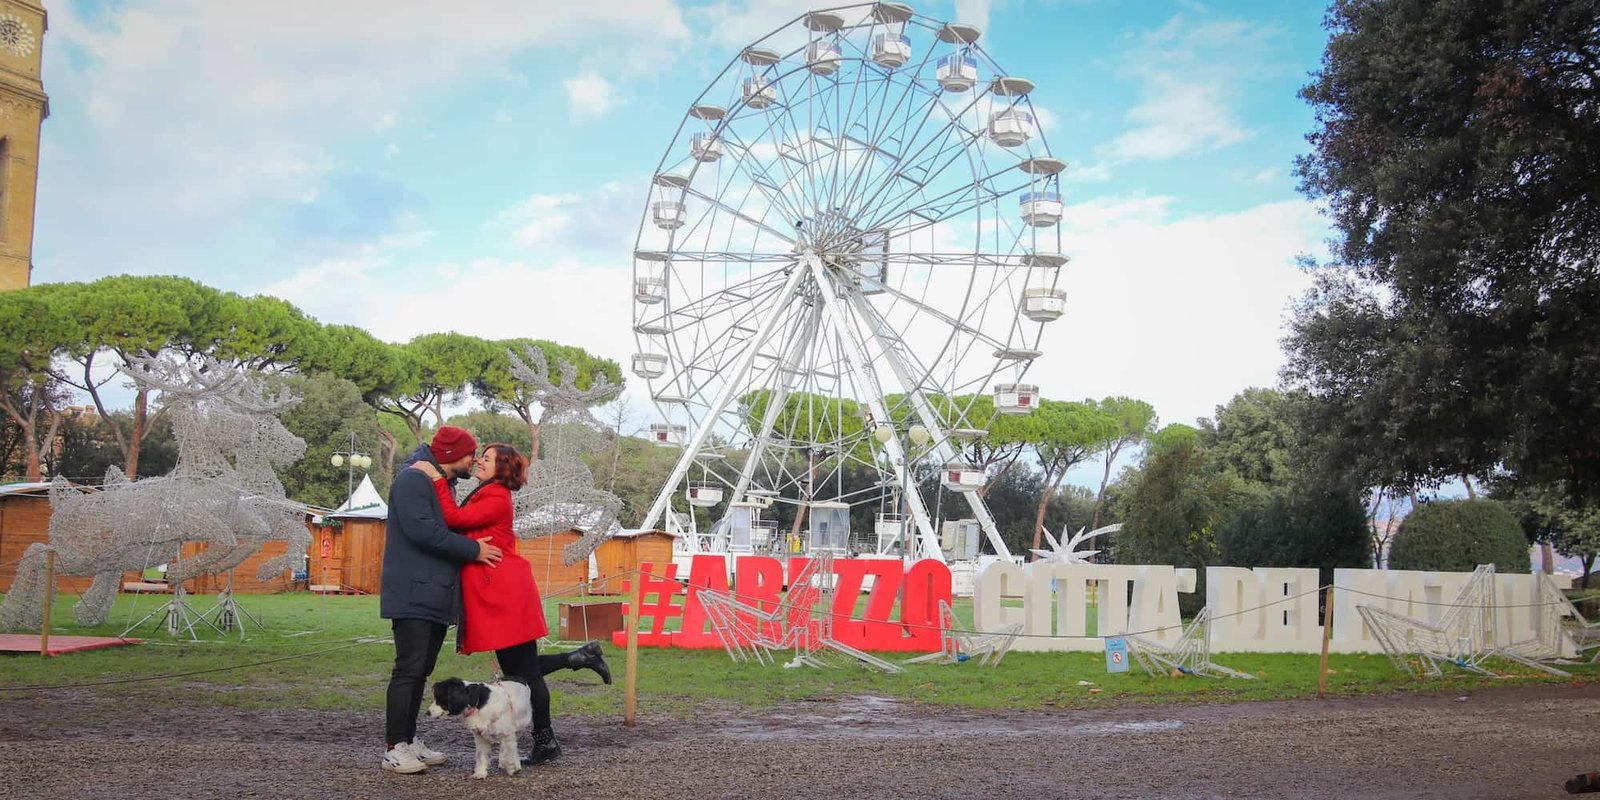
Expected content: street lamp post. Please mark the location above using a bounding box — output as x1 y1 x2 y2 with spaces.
329 431 372 504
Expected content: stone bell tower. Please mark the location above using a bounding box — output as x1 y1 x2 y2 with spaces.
0 0 45 292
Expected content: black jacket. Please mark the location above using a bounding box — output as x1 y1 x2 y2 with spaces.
379 444 480 624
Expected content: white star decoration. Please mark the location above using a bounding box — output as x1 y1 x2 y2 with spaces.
1030 522 1122 564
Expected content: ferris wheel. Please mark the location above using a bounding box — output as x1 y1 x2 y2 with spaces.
631 3 1068 563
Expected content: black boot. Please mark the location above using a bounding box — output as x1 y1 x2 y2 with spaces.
520 727 562 767
567 640 612 685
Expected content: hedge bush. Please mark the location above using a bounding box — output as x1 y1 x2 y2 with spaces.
1388 498 1531 573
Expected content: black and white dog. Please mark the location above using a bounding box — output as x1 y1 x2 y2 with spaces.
427 677 533 779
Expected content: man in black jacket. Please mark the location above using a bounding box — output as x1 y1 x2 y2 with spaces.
380 426 502 775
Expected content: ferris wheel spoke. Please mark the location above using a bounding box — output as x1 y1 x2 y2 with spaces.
667 282 803 388
753 88 817 220
666 272 789 327
715 121 812 225
661 251 796 263
833 67 947 222
873 251 1020 267
677 183 800 246
860 282 1013 354
842 81 992 224
869 174 1037 241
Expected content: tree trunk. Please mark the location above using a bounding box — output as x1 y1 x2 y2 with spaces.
1090 444 1122 530
978 456 1017 499
23 435 41 481
1462 474 1477 499
123 387 148 479
1031 465 1070 560
376 426 398 474
1583 556 1594 589
1542 540 1556 575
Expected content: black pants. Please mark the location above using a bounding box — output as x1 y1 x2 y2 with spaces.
536 651 574 676
385 618 447 747
495 639 553 733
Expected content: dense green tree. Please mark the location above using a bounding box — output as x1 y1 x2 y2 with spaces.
274 373 386 508
48 410 178 483
0 285 72 480
211 293 325 371
378 332 496 447
445 409 533 458
47 276 223 478
1089 396 1157 529
314 325 413 471
1199 388 1298 486
1289 0 1600 502
977 466 1101 556
1215 483 1372 583
1148 423 1200 454
1388 499 1532 573
1113 437 1250 614
1491 476 1600 584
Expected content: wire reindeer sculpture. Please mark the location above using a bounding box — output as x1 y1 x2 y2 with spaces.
505 344 625 566
0 355 310 632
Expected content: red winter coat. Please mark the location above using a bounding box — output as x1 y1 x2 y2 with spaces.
433 478 548 654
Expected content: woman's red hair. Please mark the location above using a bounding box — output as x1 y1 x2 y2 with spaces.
483 443 528 491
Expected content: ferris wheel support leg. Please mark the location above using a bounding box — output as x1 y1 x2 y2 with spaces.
799 255 944 564
843 292 1018 564
638 264 810 534
726 307 821 507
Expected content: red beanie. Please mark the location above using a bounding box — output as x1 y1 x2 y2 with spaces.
430 426 478 464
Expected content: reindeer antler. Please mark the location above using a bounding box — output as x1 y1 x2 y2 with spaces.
119 354 243 400
508 344 621 412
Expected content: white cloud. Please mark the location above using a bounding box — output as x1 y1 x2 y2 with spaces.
952 0 999 33
1246 168 1278 184
493 181 645 256
1095 15 1271 168
1025 195 1328 428
263 247 637 371
564 74 621 119
1105 74 1248 161
43 0 688 260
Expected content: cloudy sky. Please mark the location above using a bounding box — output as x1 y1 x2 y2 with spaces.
34 0 1333 442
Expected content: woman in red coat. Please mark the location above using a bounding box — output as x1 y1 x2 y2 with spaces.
414 443 564 764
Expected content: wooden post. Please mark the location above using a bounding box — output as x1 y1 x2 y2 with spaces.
39 550 56 658
623 571 642 727
1317 585 1335 699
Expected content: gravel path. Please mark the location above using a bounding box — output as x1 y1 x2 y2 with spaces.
2 682 1596 799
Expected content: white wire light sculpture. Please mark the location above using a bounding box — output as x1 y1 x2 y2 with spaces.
1125 607 1256 679
902 598 1022 667
631 4 1068 563
505 345 626 566
1357 565 1574 678
0 355 310 632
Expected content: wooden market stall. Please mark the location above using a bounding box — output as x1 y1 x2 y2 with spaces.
592 529 676 595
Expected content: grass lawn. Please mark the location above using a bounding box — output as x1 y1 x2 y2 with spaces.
1 591 1595 715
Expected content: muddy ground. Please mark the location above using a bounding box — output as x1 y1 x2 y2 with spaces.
2 682 1596 799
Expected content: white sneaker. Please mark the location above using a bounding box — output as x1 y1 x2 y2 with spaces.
410 738 448 766
382 744 428 774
